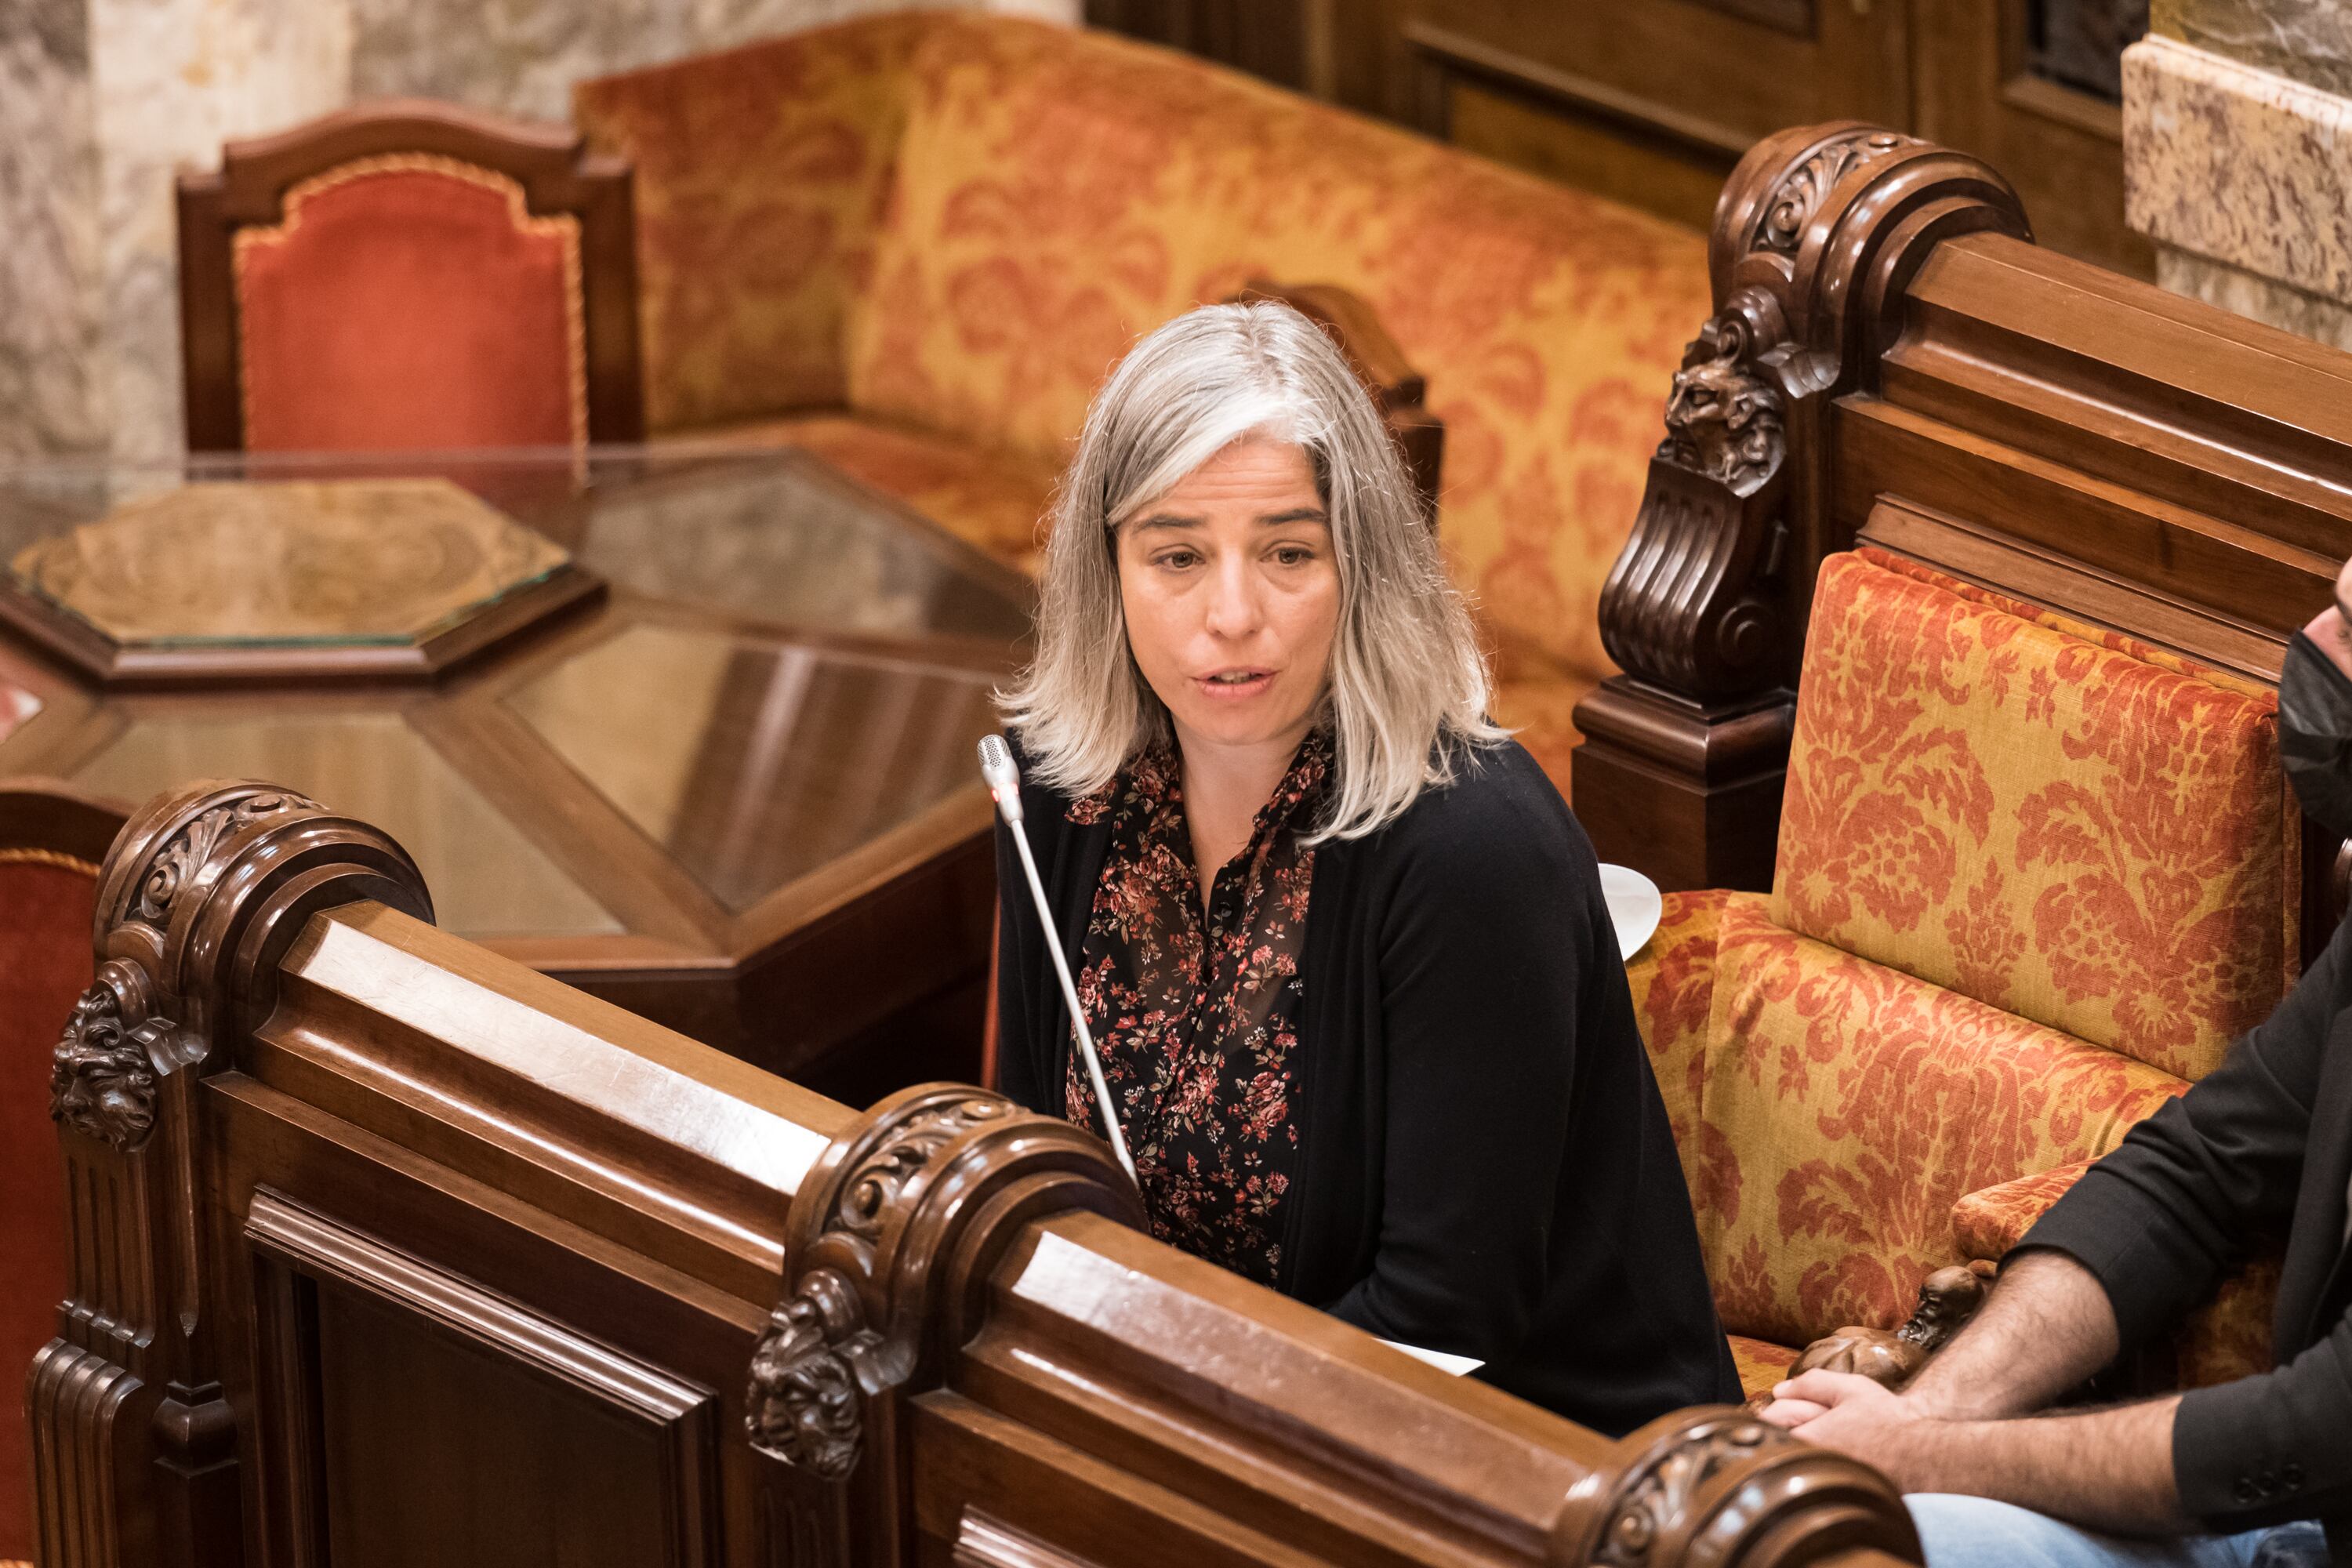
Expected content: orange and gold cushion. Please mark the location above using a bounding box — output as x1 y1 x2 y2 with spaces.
1772 548 2293 1082
1729 1335 1800 1403
1690 893 2187 1348
572 16 935 430
235 157 586 452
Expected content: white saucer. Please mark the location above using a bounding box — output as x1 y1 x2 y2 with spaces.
1599 862 1663 960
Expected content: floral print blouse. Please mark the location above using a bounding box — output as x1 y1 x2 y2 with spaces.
1064 731 1328 1287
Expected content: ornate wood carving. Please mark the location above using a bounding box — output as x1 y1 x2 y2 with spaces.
1559 1407 1918 1568
1751 1265 1988 1411
1575 122 2031 893
746 1085 1142 1508
1751 129 1917 257
31 780 431 1568
49 972 166 1151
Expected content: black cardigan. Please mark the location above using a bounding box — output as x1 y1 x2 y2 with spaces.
993 736 1740 1436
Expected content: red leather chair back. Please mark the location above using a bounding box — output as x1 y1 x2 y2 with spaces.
0 786 122 1563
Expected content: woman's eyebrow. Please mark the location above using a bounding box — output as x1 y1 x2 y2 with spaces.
1123 512 1203 534
1258 507 1330 525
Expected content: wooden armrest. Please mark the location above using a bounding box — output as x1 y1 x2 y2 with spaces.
1952 1157 2097 1262
1229 279 1444 524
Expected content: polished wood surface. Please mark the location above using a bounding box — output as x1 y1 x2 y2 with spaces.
0 448 1031 1093
176 99 644 452
29 781 1926 1567
1573 122 2352 920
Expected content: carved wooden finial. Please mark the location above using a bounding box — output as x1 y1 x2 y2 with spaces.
746 1085 1143 1487
50 781 430 1149
1558 1406 1918 1568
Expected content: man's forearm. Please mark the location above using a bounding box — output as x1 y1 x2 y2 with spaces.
1911 1396 2189 1536
1904 1250 2121 1421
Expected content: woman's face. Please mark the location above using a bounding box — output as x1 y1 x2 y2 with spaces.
1114 434 1341 758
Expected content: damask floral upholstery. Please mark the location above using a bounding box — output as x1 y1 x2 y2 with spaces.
1774 549 2293 1082
575 16 1712 794
1625 550 2298 1398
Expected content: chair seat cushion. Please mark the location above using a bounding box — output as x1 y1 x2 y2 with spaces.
1729 1334 1799 1402
1684 891 2190 1349
667 410 1059 571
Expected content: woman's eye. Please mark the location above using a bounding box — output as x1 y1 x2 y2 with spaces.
1156 550 1199 569
1272 546 1314 566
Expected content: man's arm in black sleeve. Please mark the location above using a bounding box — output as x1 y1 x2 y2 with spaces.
2017 916 2348 1352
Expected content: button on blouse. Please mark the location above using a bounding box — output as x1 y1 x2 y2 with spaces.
1064 731 1328 1287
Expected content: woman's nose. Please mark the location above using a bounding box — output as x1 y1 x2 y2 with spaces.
1202 557 1264 638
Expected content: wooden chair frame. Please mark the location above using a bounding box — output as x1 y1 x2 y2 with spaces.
176 98 645 452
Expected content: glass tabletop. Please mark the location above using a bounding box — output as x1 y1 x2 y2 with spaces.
0 443 1033 653
68 710 621 938
0 441 1031 949
506 621 1004 913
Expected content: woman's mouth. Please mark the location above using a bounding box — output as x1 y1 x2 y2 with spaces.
1197 669 1274 699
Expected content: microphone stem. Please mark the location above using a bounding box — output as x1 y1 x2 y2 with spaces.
1007 819 1139 1186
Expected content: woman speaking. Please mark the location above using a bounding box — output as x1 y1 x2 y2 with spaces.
992 301 1737 1435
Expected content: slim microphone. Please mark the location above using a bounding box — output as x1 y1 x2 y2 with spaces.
979 735 1139 1186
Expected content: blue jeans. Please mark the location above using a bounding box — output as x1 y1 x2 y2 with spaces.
1907 1495 2328 1568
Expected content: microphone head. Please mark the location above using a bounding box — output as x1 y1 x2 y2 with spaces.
978 734 1023 820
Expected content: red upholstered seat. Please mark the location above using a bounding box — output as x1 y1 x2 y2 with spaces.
236 159 583 452
0 851 101 1562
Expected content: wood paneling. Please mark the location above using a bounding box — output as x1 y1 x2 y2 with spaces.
1910 0 2153 277
1089 2 2147 272
1446 79 1730 234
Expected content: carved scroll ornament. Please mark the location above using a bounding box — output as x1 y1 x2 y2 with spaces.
746 1086 1142 1483
747 1272 873 1482
1751 128 1917 256
127 789 319 938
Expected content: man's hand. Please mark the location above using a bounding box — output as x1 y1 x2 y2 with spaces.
1759 1368 2189 1535
1759 1371 1944 1490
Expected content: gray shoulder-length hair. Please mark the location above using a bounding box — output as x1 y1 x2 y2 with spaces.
998 299 1503 841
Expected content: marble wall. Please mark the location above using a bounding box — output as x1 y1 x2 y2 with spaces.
0 0 1076 461
2127 1 2352 350
0 0 105 457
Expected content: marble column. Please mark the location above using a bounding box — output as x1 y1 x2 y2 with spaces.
0 0 1076 460
2125 1 2352 350
0 1 107 457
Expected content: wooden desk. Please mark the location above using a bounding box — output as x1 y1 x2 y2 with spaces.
0 445 1033 1097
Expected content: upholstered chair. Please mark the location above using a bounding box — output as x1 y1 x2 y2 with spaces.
0 784 126 1565
574 16 1717 797
1626 547 2294 1398
176 100 643 453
